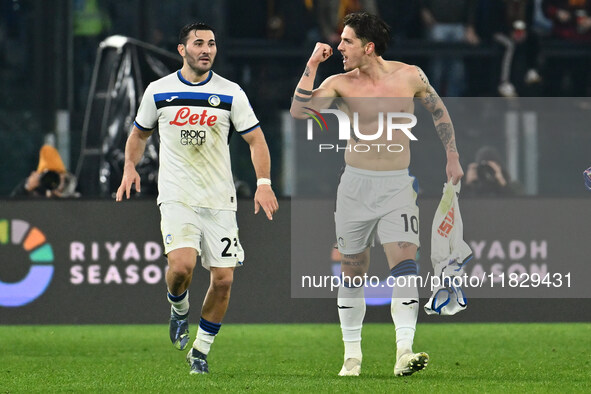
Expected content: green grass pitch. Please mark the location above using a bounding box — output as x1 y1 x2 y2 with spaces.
1 323 590 392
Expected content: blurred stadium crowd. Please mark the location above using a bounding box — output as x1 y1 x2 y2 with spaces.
1 0 590 197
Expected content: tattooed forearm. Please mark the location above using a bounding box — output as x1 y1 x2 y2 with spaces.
294 95 311 102
397 242 414 248
436 122 452 147
436 122 457 152
432 108 443 121
304 66 311 77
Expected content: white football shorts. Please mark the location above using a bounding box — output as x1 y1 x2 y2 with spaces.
335 165 420 254
159 202 245 269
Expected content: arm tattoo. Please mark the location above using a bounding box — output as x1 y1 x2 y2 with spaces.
433 108 444 121
415 70 458 153
423 93 438 112
415 68 458 153
304 66 310 77
415 66 429 86
436 123 452 146
296 87 313 95
294 95 311 102
436 122 457 152
418 69 441 113
397 242 414 248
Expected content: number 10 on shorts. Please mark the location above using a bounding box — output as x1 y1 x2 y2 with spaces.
401 214 419 234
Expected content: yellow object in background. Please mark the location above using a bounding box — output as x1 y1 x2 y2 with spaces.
36 145 66 174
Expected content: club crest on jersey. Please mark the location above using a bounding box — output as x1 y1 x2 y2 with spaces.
208 95 221 107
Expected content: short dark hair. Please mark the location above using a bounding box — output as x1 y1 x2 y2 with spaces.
343 12 391 56
178 22 216 45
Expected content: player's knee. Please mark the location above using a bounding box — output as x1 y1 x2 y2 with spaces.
211 277 233 294
167 261 194 281
211 270 234 293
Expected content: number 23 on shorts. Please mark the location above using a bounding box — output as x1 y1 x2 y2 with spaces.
220 236 239 257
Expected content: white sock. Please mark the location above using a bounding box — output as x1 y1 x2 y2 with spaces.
193 327 215 355
193 317 221 355
338 284 366 361
390 261 419 359
167 289 189 316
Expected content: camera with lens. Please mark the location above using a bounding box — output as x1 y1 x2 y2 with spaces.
476 161 497 185
38 170 61 192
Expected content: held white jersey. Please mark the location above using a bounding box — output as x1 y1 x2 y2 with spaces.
134 70 259 210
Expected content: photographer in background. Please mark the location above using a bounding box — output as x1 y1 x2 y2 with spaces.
464 145 524 197
10 145 79 198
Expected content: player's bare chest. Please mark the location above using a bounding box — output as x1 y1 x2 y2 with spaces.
338 78 415 98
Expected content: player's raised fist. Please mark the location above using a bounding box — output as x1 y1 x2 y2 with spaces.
309 43 333 65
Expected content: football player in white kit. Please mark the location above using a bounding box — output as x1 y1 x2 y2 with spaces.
116 22 278 375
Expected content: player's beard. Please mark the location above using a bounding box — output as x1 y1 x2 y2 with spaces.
186 53 215 76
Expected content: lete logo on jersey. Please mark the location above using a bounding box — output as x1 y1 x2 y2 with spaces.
170 107 218 127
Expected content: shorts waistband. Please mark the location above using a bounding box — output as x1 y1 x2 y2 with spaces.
344 165 409 178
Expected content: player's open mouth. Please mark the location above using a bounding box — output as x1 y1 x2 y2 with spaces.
199 57 210 62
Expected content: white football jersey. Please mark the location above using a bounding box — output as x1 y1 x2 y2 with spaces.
134 70 259 210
